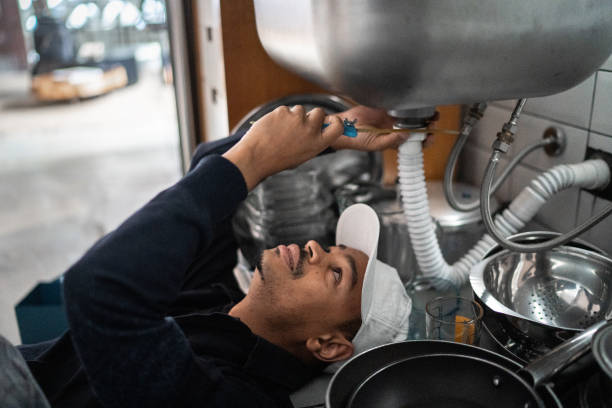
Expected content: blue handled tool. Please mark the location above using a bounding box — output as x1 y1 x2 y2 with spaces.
249 119 460 137
322 118 358 137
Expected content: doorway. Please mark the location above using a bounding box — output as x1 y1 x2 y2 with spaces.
0 0 182 344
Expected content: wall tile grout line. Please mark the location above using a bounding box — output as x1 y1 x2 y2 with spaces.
589 130 612 140
586 71 600 152
579 70 600 230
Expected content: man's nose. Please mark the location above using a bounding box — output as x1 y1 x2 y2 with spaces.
305 240 324 264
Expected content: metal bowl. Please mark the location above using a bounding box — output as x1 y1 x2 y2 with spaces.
470 242 612 347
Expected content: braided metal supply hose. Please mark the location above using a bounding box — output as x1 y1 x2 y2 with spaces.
399 137 611 288
481 150 612 252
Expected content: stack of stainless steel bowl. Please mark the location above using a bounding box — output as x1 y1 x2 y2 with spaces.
470 232 612 361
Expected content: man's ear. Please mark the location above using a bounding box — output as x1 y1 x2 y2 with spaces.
305 331 354 363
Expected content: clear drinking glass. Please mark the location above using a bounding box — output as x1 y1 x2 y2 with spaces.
425 297 483 345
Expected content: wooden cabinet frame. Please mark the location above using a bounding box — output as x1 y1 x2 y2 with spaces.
188 0 461 180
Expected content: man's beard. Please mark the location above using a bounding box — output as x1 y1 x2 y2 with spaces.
255 252 265 281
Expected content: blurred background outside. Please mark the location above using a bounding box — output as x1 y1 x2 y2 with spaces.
0 0 182 343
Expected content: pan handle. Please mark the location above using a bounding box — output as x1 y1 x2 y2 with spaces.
523 315 611 387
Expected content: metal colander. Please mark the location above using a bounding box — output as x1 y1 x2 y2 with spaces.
471 243 612 345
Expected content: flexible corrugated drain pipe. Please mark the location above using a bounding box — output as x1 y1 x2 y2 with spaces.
398 136 611 288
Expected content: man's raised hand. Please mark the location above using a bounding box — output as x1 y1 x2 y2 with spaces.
223 105 343 191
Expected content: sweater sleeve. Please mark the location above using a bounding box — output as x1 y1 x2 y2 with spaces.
62 152 247 408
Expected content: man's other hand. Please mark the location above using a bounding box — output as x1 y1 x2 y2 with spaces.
223 105 344 191
330 106 415 151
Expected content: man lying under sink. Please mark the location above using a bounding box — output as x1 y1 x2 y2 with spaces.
2 105 414 408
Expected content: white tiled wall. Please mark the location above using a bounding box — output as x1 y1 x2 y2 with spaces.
591 71 612 137
492 75 596 129
458 57 612 254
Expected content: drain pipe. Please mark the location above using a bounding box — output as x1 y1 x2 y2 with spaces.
480 101 612 252
398 137 611 288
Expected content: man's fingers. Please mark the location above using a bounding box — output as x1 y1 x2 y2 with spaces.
290 105 306 120
321 115 344 143
273 105 290 114
306 107 326 128
365 132 407 150
423 133 435 148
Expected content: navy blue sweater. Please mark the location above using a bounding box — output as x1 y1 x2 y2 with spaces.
21 135 318 407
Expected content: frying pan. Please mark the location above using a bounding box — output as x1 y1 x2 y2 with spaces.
327 317 610 408
592 322 612 406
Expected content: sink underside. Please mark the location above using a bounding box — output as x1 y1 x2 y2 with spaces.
254 0 612 112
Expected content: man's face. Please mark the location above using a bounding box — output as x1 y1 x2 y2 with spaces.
249 240 368 338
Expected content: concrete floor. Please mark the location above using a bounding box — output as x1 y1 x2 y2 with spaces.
0 70 182 344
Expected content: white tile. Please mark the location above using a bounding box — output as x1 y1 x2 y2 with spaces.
591 71 612 136
600 52 612 71
585 197 612 255
510 165 579 233
490 75 596 129
575 191 610 255
576 191 596 226
512 114 589 171
588 132 612 155
470 106 589 172
525 76 595 129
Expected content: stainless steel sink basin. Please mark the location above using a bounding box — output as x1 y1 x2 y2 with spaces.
254 0 612 113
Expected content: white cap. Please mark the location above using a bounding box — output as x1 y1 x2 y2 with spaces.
325 203 412 373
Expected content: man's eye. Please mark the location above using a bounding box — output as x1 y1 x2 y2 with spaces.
332 267 342 283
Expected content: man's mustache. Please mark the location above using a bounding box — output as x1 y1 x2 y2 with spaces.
291 248 309 278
